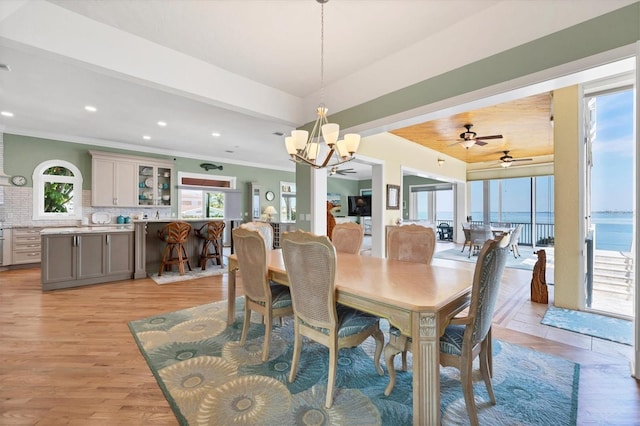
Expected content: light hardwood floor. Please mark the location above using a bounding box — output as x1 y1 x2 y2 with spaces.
0 254 638 425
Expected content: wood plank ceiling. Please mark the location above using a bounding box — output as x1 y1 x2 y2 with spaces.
390 92 554 165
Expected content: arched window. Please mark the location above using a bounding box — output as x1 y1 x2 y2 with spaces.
32 160 83 220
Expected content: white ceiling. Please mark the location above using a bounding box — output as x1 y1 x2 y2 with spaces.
0 0 635 179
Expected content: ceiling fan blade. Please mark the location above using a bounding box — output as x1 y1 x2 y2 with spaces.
512 158 533 162
474 140 488 146
476 134 503 140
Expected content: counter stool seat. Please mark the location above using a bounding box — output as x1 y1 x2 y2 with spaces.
195 221 225 269
158 221 192 276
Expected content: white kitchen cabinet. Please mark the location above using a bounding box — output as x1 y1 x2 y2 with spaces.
11 227 43 265
90 151 172 207
137 163 172 207
90 151 138 207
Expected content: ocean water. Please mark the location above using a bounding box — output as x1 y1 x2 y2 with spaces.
425 211 633 252
591 212 633 252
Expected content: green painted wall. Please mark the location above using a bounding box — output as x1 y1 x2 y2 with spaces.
4 133 296 218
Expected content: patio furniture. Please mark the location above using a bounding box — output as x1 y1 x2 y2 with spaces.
468 224 493 258
461 222 472 254
437 222 453 241
509 224 523 258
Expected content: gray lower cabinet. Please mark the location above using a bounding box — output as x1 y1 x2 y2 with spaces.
41 231 134 291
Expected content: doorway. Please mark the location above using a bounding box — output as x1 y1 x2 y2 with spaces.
584 81 635 319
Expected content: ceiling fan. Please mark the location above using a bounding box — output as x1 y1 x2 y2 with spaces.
329 166 356 176
455 124 503 149
499 150 533 168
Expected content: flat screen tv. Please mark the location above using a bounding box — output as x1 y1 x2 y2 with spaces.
347 195 372 217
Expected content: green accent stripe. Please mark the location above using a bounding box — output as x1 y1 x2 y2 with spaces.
302 2 640 131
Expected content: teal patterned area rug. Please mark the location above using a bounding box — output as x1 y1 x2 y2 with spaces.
129 299 579 425
541 306 633 345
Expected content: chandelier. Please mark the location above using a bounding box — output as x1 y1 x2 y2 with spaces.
284 0 360 169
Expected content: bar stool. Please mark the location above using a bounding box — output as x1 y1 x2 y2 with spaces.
157 221 192 276
195 221 225 269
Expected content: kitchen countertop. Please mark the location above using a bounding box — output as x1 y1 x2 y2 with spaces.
41 225 134 235
133 219 244 224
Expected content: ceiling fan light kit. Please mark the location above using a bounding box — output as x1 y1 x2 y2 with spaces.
498 150 532 168
457 123 502 149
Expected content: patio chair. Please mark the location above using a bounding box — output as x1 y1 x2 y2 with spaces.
461 222 472 254
468 224 493 258
437 222 453 241
509 224 523 258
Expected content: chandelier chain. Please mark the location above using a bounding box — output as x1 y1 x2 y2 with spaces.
320 1 325 106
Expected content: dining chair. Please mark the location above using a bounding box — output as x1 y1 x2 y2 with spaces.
157 221 192 276
509 224 523 258
194 221 225 269
384 234 510 426
281 230 384 408
387 224 436 264
232 227 293 362
385 223 436 373
240 221 274 251
468 224 493 258
331 222 364 254
461 222 472 254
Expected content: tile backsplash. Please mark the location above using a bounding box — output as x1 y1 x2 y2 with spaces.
1 187 171 228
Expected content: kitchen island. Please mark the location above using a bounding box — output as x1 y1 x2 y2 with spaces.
133 219 240 279
41 225 135 291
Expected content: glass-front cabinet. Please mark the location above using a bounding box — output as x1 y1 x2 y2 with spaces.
280 181 296 223
138 164 172 207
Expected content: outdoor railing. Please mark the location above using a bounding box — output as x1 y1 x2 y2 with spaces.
436 219 555 247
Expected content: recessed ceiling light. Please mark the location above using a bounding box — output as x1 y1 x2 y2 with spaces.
157 121 167 127
1 111 14 117
211 132 221 137
84 105 97 112
143 135 151 140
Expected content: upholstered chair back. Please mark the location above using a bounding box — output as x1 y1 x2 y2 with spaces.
387 224 436 264
240 221 274 250
331 222 364 254
282 230 337 329
232 227 270 303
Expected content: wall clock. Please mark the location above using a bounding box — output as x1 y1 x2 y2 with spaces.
11 175 27 186
265 191 275 201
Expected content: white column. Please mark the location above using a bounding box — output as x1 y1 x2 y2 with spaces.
310 167 327 235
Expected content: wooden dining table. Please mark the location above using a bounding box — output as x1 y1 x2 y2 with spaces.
227 249 475 425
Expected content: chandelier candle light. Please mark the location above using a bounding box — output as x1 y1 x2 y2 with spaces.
284 0 360 169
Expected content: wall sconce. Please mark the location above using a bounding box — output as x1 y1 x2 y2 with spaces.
437 158 445 166
264 206 277 222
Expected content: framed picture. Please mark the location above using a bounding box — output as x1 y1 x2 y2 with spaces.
327 192 342 214
386 184 400 210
